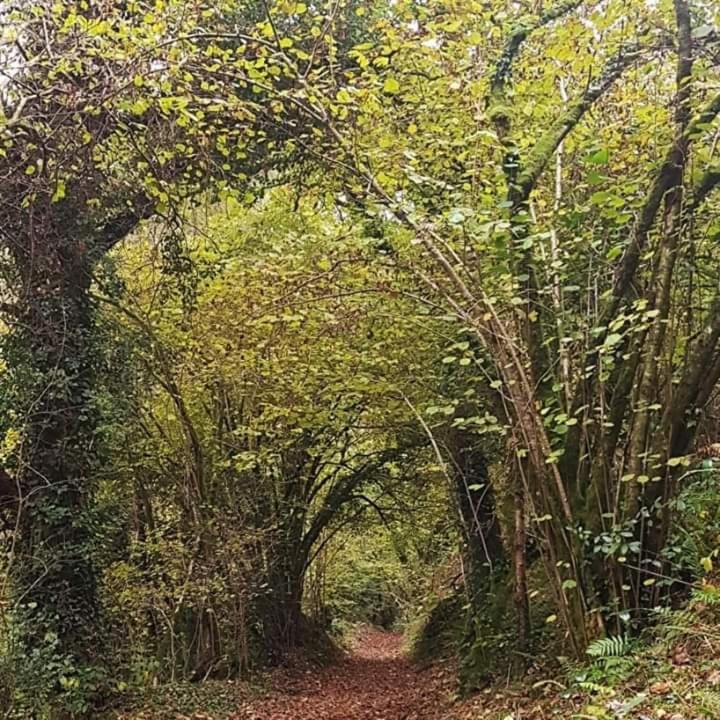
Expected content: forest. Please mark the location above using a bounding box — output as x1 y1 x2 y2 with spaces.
1 0 720 718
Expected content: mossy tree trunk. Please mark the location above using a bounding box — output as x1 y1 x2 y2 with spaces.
7 228 103 714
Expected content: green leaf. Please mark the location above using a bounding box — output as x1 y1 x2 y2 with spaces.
588 148 609 165
383 77 400 94
448 208 466 224
693 24 714 39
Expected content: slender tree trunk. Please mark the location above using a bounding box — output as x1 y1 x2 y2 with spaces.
513 468 531 652
447 430 505 606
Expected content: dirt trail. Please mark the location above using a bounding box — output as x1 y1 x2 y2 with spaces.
233 627 453 720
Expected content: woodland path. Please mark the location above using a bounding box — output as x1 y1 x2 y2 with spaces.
233 627 454 720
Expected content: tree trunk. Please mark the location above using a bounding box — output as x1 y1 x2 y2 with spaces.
258 526 308 660
9 233 103 713
448 434 505 606
512 467 531 652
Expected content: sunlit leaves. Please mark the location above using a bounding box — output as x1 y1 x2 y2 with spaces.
382 77 400 94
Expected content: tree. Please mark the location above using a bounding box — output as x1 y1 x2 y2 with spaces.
2 0 720 712
100 193 440 668
0 0 297 708
242 0 720 653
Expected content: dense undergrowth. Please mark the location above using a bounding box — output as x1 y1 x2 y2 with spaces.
404 470 720 718
554 583 720 720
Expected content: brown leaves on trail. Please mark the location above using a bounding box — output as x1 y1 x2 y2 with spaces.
231 628 453 720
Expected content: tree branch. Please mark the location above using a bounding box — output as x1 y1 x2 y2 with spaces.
92 196 156 257
513 44 644 203
610 91 720 313
690 166 720 210
490 0 585 101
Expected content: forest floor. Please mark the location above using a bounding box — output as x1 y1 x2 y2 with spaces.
116 614 720 720
228 626 575 720
231 626 456 720
115 626 574 719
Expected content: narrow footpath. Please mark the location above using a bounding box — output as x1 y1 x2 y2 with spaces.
233 627 453 720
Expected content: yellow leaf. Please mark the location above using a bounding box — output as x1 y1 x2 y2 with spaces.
336 88 352 104
52 180 66 203
383 77 400 94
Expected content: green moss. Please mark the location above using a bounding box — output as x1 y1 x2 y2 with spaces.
409 592 466 667
409 560 564 694
487 103 513 127
458 574 516 692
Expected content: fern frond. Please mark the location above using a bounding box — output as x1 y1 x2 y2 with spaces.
586 635 630 659
692 584 720 607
